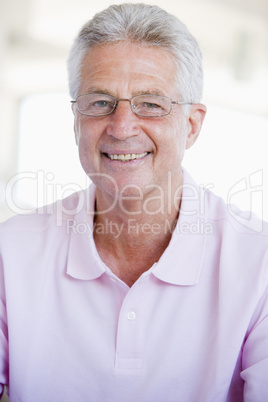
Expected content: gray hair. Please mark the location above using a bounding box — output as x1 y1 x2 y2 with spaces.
67 3 203 103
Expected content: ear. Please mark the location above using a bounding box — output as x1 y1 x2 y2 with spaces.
185 103 207 149
71 102 79 145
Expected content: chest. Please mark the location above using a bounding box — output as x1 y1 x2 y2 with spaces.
7 272 247 401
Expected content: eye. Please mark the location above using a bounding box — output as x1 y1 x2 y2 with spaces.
88 96 115 113
143 102 162 109
93 100 111 108
134 95 167 112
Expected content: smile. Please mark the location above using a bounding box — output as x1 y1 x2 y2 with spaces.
106 152 149 162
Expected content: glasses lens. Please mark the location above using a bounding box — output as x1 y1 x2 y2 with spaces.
77 94 116 116
132 95 171 117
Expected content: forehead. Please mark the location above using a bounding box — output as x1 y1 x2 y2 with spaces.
80 42 178 97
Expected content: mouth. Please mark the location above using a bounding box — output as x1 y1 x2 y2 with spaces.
105 152 149 162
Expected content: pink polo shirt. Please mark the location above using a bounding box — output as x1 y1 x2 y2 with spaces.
0 170 268 401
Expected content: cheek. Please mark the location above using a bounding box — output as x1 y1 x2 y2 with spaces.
76 119 96 151
156 118 187 157
74 121 96 169
78 134 97 172
75 113 94 141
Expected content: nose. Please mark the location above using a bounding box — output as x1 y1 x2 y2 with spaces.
106 99 141 140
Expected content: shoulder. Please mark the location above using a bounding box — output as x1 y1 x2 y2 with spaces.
0 188 95 278
0 189 87 244
204 186 268 240
182 169 268 235
203 186 268 286
182 168 268 239
182 169 268 278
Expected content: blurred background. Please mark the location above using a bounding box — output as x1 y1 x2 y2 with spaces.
0 0 267 399
0 0 268 226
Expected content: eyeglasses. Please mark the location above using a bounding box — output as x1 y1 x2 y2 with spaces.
71 93 192 117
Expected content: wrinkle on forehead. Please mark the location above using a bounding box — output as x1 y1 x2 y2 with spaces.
82 87 167 98
79 42 178 98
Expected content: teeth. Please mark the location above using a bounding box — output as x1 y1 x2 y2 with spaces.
107 152 148 161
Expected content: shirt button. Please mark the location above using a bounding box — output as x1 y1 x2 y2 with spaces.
127 311 136 320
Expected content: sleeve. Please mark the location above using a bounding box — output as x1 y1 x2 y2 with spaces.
0 253 9 397
241 285 268 401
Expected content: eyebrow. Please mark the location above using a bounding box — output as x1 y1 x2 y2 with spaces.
85 87 114 96
84 87 166 97
135 89 165 97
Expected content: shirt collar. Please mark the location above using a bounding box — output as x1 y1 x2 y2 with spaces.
66 184 107 280
151 169 208 286
66 169 208 286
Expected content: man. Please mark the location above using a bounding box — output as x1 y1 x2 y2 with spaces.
0 3 268 401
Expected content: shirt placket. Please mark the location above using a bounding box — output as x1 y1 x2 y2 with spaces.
114 280 146 373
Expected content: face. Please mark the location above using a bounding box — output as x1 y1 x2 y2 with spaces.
73 42 206 206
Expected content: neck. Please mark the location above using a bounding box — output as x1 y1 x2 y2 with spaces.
93 173 183 286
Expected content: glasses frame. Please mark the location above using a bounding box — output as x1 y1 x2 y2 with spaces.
71 93 193 118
